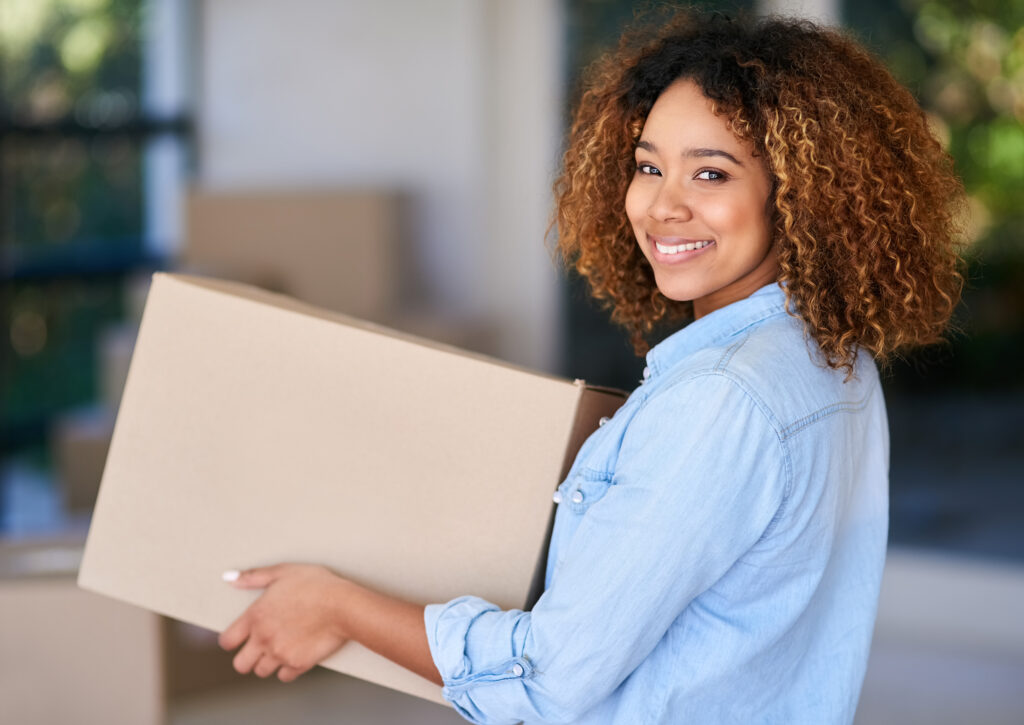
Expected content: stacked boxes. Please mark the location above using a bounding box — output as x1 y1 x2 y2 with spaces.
183 190 407 322
0 536 163 725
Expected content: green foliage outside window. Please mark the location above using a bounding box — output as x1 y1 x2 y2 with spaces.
846 0 1024 390
1 0 144 248
1 0 144 450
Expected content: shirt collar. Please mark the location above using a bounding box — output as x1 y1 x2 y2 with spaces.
645 283 788 378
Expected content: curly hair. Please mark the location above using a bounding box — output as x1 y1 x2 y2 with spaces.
553 8 965 372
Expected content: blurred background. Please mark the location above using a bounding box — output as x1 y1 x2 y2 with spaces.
1 0 1021 723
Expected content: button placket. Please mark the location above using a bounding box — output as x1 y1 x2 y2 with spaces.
565 469 614 513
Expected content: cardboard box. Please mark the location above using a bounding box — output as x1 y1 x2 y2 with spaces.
52 409 116 513
0 537 164 725
384 310 499 358
99 323 138 411
79 274 625 705
183 190 406 320
0 534 246 723
163 618 250 698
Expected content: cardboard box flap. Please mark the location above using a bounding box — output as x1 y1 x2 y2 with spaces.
79 274 625 705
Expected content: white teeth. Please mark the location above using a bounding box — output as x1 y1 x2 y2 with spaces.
654 240 712 255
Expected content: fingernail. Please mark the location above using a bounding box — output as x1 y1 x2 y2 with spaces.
222 570 240 582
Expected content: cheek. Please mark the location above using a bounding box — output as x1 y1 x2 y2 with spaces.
703 196 746 230
742 194 774 248
624 179 644 229
709 194 770 243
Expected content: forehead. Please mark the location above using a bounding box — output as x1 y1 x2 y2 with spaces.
640 78 744 148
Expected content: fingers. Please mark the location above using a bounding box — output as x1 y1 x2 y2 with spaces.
219 565 284 650
223 565 284 590
232 639 263 675
278 664 311 683
219 614 250 651
253 654 281 679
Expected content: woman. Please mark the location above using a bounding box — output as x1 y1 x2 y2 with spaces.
218 9 963 723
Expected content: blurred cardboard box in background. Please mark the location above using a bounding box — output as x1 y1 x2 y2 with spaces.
52 410 115 514
184 189 498 356
0 536 162 725
0 535 250 725
184 190 407 321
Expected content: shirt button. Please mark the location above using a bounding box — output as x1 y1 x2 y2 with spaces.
642 366 651 381
511 663 524 677
598 416 610 427
552 491 562 504
571 491 584 504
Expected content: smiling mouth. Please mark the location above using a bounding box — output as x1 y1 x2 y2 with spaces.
653 239 714 255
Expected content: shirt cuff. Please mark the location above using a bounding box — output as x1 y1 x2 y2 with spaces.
424 596 535 724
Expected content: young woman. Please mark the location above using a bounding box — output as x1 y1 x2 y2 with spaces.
218 10 963 723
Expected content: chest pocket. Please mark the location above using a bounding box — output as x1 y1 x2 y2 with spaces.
558 467 614 514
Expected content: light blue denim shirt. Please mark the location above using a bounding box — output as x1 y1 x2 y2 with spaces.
425 283 889 724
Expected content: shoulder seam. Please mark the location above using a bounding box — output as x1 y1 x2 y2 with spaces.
637 370 794 516
714 335 748 372
779 384 879 440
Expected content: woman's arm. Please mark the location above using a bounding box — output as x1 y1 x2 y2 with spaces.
218 563 442 685
222 375 786 721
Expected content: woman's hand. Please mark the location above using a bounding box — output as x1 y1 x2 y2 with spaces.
219 562 444 686
218 563 351 682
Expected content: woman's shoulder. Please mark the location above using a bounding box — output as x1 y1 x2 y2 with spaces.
653 312 882 435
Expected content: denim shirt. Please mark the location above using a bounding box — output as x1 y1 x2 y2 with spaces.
424 283 889 724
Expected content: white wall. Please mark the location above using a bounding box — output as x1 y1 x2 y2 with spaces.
197 0 563 371
480 0 563 372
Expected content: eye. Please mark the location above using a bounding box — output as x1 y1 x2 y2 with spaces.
636 162 661 176
696 168 728 182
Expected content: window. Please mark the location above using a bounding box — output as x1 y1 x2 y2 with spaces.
1 0 190 527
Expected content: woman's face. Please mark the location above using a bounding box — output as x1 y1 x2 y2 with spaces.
625 78 776 319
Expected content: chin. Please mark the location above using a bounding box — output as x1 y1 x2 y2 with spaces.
651 276 704 304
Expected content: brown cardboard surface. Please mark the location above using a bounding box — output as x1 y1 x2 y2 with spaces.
79 274 625 705
383 310 499 358
99 323 138 411
52 409 115 513
0 534 256 705
184 190 404 320
0 539 163 725
163 619 250 698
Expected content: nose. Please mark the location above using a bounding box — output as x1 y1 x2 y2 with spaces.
648 180 693 222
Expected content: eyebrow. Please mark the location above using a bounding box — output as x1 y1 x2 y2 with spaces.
636 140 743 166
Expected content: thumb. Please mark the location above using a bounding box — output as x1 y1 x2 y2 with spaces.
222 565 283 589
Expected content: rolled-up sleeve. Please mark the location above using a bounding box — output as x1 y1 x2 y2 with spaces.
425 372 790 724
